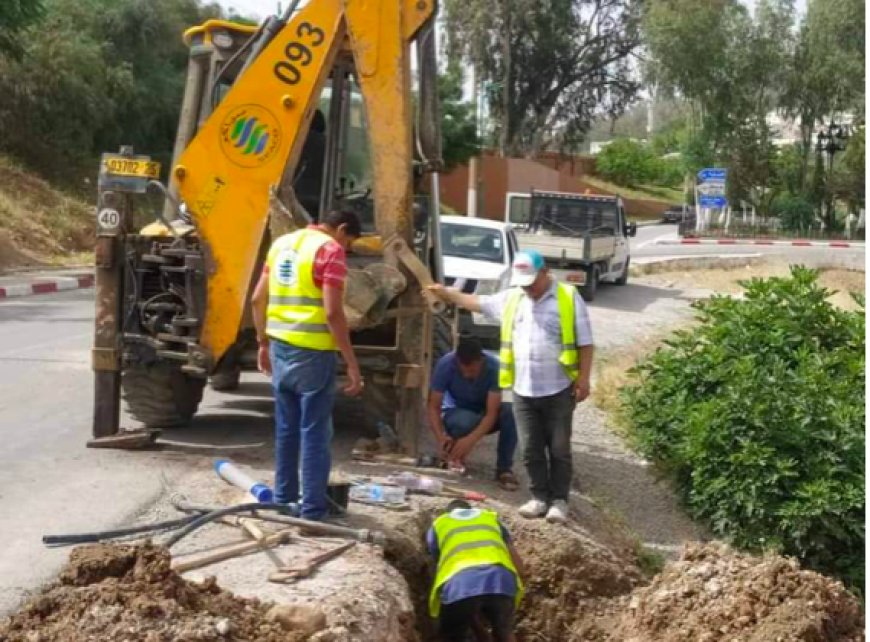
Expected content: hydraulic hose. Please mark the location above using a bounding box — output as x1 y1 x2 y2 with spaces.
43 515 199 547
163 502 295 548
170 497 382 545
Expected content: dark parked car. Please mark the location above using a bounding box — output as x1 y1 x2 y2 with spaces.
662 205 690 224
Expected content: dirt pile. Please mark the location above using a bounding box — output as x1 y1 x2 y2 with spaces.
504 516 644 641
0 543 327 642
601 542 865 642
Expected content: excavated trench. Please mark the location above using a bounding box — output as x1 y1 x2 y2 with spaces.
376 498 646 642
375 498 865 642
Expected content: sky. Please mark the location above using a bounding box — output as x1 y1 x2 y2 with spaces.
218 0 284 20
218 0 810 21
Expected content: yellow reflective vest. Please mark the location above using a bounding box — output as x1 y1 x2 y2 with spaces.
498 283 579 388
265 228 337 351
429 508 523 617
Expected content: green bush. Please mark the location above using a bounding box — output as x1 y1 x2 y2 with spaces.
596 138 656 187
597 138 683 189
771 193 815 231
621 267 865 592
650 156 684 188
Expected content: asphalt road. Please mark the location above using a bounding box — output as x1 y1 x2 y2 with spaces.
0 236 863 614
0 289 274 615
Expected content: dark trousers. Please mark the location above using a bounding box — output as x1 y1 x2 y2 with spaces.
513 386 575 502
439 594 515 642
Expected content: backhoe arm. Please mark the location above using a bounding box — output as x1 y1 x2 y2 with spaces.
173 0 345 368
172 0 436 370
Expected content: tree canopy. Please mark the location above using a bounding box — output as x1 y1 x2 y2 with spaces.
641 0 865 223
0 0 44 57
445 0 641 156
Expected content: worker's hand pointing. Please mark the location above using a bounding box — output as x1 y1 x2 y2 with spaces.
426 284 449 301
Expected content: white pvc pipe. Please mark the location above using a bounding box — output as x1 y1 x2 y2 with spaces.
215 460 274 502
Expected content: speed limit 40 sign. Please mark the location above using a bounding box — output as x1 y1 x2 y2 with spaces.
97 208 121 232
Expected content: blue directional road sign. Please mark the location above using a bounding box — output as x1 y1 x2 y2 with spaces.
697 168 727 182
698 195 728 208
697 167 728 208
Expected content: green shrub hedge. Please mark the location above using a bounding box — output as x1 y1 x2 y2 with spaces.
621 267 865 591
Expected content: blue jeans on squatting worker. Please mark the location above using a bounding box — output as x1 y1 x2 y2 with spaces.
442 403 517 474
270 339 337 521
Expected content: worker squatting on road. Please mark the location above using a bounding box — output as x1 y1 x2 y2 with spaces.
429 250 594 524
251 210 364 521
428 500 526 642
428 336 519 490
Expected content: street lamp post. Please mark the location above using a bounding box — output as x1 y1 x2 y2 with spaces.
815 121 851 229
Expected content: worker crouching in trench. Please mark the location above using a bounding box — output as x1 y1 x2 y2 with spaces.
427 500 526 641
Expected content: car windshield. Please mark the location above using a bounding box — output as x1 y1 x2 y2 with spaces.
441 223 504 264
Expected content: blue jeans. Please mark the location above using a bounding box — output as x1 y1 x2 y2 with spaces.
442 403 517 474
270 340 336 520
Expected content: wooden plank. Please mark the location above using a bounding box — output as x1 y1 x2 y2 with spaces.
171 530 292 573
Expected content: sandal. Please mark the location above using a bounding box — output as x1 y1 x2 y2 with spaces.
497 471 519 492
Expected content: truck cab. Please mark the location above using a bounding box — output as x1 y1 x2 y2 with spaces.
440 215 518 348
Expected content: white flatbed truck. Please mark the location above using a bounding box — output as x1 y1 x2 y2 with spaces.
505 189 637 300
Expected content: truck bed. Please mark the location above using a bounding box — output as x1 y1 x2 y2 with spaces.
515 230 616 264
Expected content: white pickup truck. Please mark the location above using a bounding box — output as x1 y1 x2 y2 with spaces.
440 215 518 349
505 189 636 300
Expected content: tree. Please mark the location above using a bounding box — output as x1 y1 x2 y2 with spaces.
830 125 865 213
438 66 480 171
0 0 43 58
445 0 641 156
644 0 799 214
781 0 864 192
0 0 223 184
643 0 749 143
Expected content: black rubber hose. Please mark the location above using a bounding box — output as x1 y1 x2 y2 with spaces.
43 515 199 547
163 502 293 548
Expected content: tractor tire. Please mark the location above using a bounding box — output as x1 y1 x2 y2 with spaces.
122 363 205 428
210 365 241 392
615 258 630 286
581 265 600 302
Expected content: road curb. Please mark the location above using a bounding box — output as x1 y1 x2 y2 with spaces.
657 238 864 249
0 274 94 299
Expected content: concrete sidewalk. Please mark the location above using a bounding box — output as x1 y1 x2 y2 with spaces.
0 268 94 299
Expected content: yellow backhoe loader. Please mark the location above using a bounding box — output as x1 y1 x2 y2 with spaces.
90 0 450 454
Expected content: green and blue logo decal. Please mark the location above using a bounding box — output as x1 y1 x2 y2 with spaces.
220 105 282 168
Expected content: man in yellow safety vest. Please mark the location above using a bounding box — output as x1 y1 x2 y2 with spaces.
428 500 525 641
251 209 364 521
429 250 594 524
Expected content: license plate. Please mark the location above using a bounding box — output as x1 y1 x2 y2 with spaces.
102 156 161 179
566 272 586 285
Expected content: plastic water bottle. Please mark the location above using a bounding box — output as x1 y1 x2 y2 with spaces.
214 460 274 503
349 483 406 504
388 472 443 494
382 485 407 503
